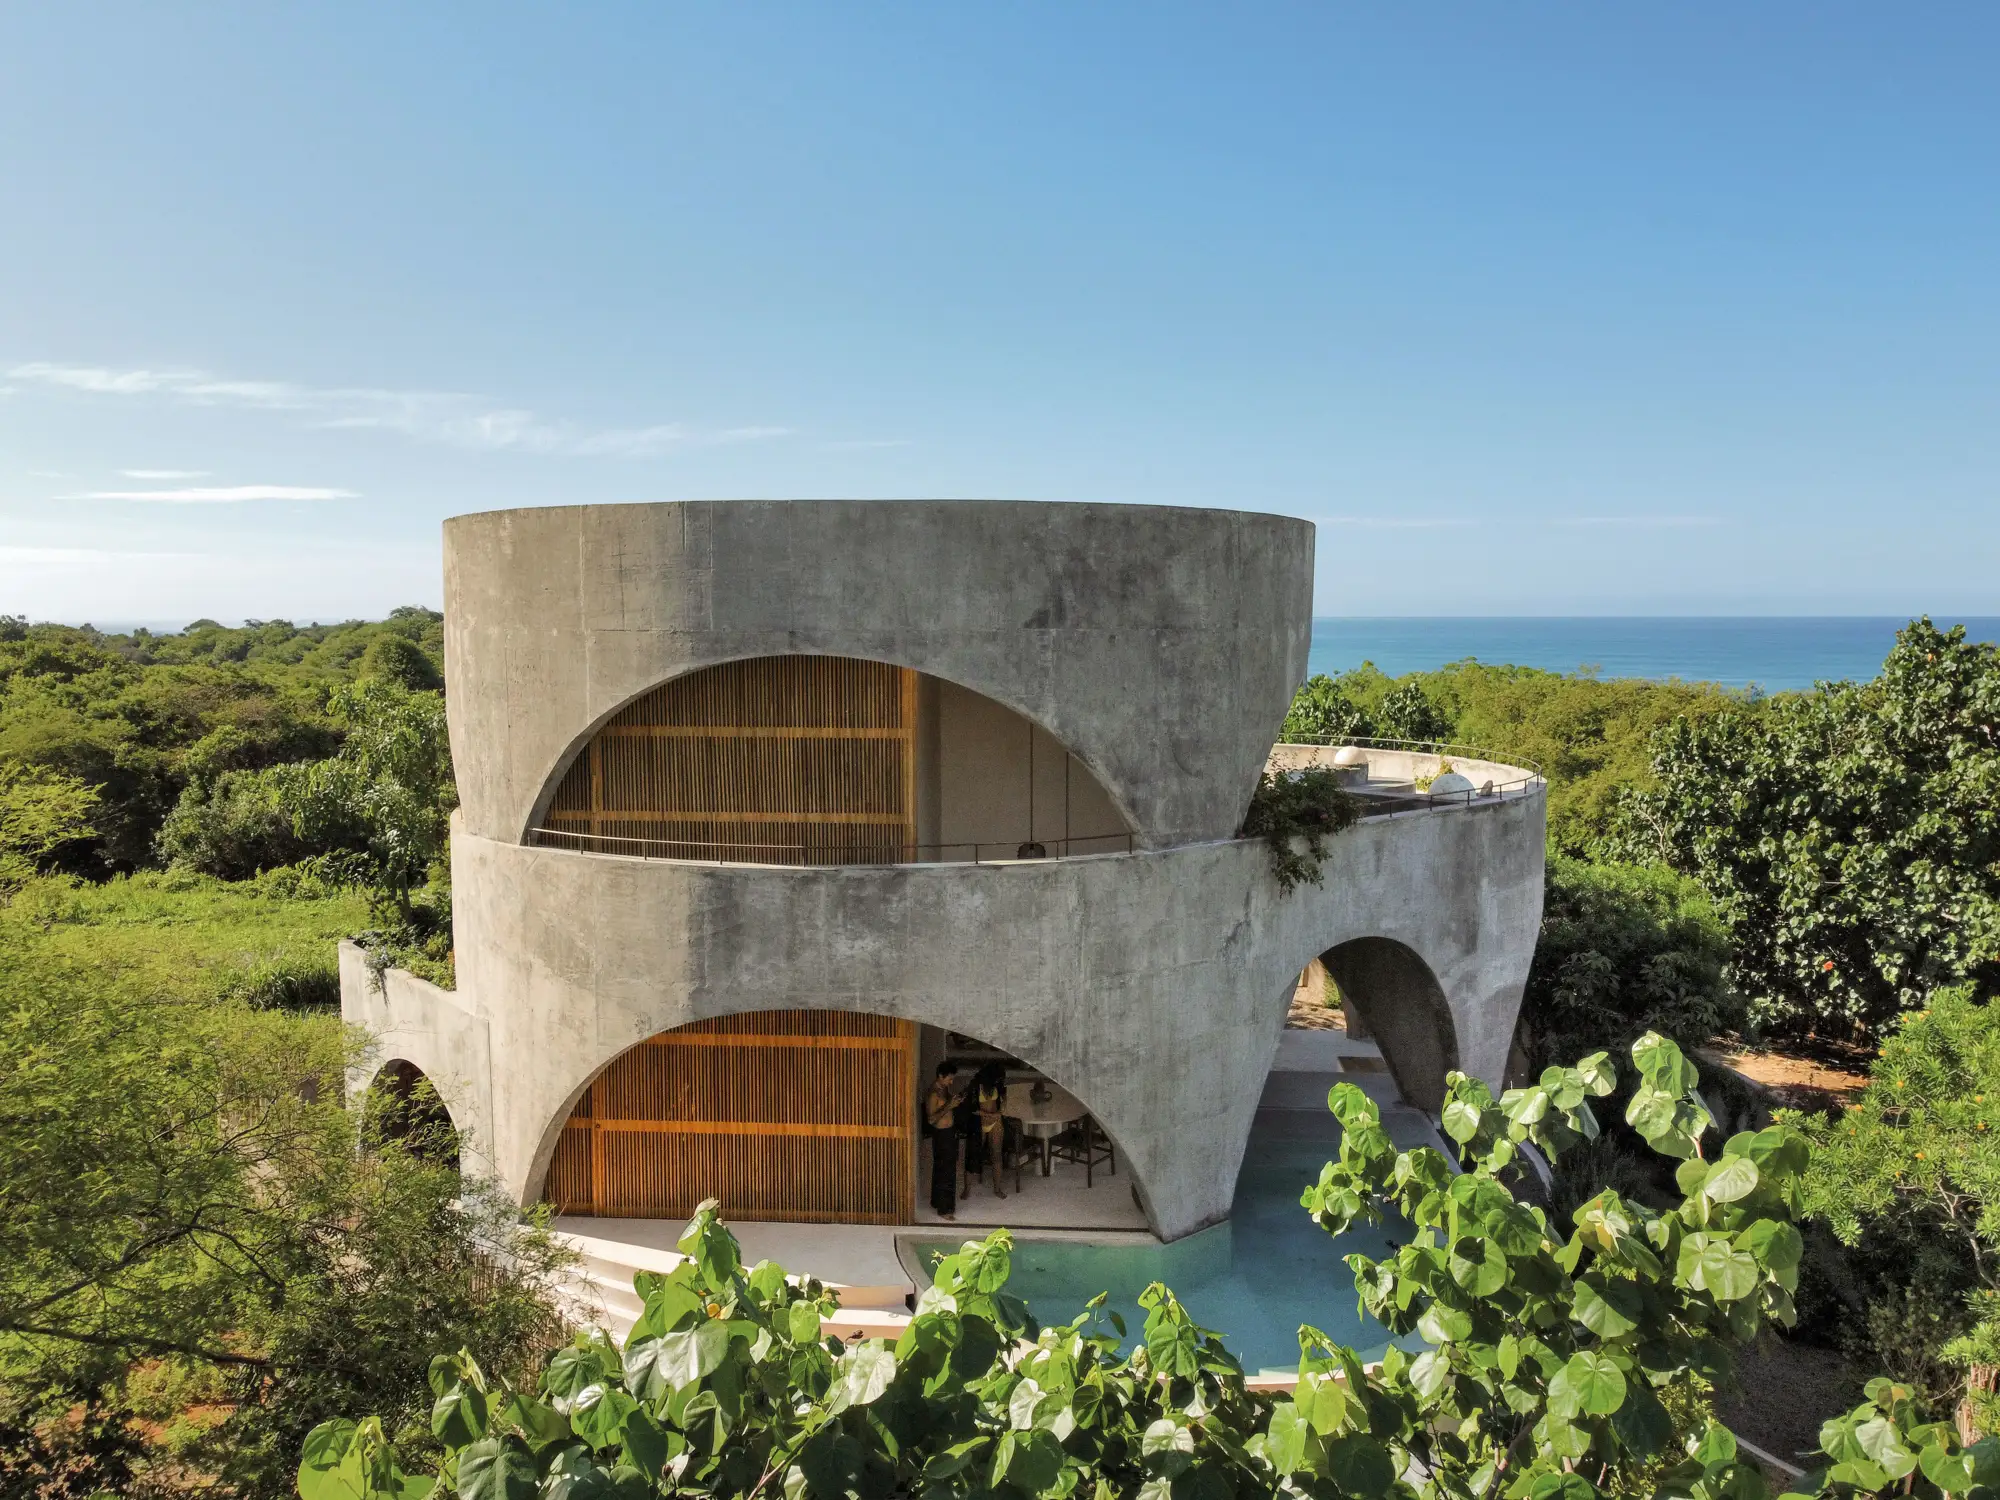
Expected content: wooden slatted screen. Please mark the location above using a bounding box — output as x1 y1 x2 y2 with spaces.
542 656 919 864
543 1010 918 1224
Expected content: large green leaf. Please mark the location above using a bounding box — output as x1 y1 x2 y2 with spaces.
1631 1032 1697 1094
619 1409 672 1484
1548 1352 1626 1418
1701 1155 1760 1204
1326 1435 1396 1497
454 1436 540 1500
568 1384 636 1450
1142 1419 1195 1478
1571 1277 1641 1338
430 1382 489 1447
1417 1300 1473 1344
623 1319 736 1399
1441 1097 1484 1144
1678 1234 1760 1302
1448 1237 1507 1297
836 1343 898 1407
1853 1415 1919 1480
1608 1386 1673 1459
1266 1401 1311 1474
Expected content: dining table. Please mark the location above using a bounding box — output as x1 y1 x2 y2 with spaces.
1002 1079 1087 1175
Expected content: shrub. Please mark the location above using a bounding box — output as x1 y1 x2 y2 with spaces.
157 766 320 879
226 949 343 1012
1795 986 2000 1418
1521 856 1739 1074
1239 767 1359 891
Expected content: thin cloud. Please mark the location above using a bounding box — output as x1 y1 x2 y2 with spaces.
121 468 211 479
10 361 791 458
1315 515 1480 530
1 545 202 562
1552 515 1721 528
72 485 357 503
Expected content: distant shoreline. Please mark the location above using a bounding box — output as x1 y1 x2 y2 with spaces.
1307 614 2000 693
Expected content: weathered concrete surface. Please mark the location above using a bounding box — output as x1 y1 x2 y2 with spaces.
443 502 1313 850
333 499 1552 1243
373 782 1544 1242
339 941 498 1179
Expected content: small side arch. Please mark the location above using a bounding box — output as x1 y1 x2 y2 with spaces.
362 1059 462 1170
1319 937 1460 1114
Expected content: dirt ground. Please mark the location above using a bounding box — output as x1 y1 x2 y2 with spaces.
1699 1038 1870 1112
1717 1336 1864 1468
1286 965 1348 1030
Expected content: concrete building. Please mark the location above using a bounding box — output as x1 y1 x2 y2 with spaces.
341 500 1545 1243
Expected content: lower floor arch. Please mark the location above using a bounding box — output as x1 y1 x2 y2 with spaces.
1318 937 1460 1114
537 1009 1146 1230
363 1059 462 1170
543 1011 919 1224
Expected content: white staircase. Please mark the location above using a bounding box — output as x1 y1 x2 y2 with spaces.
551 1225 916 1346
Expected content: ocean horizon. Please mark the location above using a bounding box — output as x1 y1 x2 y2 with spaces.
1307 616 2000 693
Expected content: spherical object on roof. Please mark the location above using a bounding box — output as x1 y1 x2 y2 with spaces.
1329 744 1368 768
1427 771 1476 796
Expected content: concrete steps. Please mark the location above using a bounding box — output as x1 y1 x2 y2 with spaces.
552 1227 915 1346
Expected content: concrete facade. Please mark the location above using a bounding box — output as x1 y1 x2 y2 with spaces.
346 500 1546 1242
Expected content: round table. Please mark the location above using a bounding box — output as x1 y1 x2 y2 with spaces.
1003 1080 1086 1175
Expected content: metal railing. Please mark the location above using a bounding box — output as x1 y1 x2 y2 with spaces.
527 826 1138 865
525 739 1545 865
1269 735 1545 814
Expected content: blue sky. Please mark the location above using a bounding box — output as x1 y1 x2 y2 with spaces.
3 5 1996 624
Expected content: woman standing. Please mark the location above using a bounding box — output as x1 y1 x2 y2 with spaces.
971 1062 1008 1200
924 1062 963 1220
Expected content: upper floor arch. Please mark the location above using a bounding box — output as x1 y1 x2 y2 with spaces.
443 500 1314 848
529 653 1139 865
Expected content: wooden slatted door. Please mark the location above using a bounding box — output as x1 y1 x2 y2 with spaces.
542 656 919 864
543 1010 918 1224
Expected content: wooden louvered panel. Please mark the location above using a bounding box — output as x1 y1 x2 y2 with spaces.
542 1010 917 1224
544 656 918 864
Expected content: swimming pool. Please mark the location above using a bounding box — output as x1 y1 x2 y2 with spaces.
906 1111 1420 1376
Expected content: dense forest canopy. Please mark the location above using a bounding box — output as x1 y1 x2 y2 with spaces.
0 609 444 877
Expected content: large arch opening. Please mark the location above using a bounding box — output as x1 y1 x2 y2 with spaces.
1317 938 1460 1115
529 654 1134 864
540 1010 1146 1231
361 1060 462 1170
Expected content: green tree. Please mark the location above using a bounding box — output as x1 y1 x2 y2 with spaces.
0 944 565 1497
275 679 456 923
1795 986 2000 1422
1627 619 2000 1038
297 1034 2000 1500
1522 856 1739 1074
359 635 444 693
1375 679 1452 743
0 762 98 889
1282 675 1375 742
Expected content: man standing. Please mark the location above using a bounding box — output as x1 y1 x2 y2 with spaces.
924 1062 963 1220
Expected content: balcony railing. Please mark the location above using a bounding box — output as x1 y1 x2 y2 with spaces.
526 826 1138 865
1270 735 1544 816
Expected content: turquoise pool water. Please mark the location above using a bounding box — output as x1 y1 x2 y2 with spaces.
907 1113 1418 1376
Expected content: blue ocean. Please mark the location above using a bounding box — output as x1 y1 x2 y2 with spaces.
1307 617 2000 694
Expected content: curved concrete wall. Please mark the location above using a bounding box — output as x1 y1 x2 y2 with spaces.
343 787 1545 1242
443 502 1314 850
